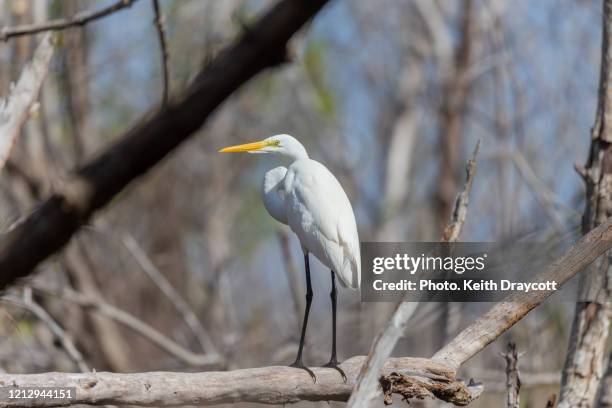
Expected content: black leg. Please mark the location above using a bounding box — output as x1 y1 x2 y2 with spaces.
290 252 316 382
323 270 347 382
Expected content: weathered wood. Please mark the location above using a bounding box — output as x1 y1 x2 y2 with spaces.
0 34 53 170
432 217 612 370
348 142 479 407
558 1 612 406
502 342 520 408
0 357 457 407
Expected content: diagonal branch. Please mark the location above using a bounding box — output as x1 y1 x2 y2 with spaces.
0 0 138 42
347 142 480 407
432 218 612 370
0 0 331 291
152 0 170 105
119 232 219 356
1 292 89 373
0 34 54 170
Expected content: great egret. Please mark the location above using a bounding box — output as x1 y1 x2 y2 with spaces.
220 134 360 382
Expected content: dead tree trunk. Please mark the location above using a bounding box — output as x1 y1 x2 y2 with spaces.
557 1 612 406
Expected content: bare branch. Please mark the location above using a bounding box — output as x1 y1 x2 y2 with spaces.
0 0 138 41
597 353 612 407
432 218 612 370
152 0 170 105
119 232 219 356
441 140 480 243
502 342 520 408
0 34 54 170
347 142 480 407
0 356 471 407
0 0 331 291
347 302 420 407
31 285 222 368
1 292 89 373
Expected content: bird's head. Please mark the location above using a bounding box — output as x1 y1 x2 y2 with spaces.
219 134 308 161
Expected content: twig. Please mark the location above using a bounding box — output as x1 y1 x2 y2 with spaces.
120 233 219 356
0 34 54 170
152 0 170 105
0 0 331 291
348 142 480 407
501 342 520 408
31 285 222 368
441 140 480 243
0 0 138 41
1 292 89 373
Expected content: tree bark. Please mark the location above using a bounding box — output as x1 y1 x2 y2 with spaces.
597 353 612 407
557 1 612 406
0 357 476 407
432 217 612 370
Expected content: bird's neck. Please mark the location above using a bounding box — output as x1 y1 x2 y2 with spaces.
282 148 309 163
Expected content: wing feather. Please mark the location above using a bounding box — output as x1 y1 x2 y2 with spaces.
283 159 360 289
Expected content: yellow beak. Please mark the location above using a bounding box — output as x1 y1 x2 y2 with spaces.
219 140 269 153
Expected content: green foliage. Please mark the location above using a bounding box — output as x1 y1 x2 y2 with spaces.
303 41 336 119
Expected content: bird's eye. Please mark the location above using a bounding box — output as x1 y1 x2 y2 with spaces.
269 139 281 147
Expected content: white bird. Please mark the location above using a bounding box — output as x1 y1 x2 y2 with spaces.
219 134 360 381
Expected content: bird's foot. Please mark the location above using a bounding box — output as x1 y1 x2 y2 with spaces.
290 359 317 383
323 358 347 383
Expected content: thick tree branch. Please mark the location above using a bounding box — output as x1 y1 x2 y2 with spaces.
432 218 612 370
3 218 612 407
0 0 138 41
0 357 471 407
0 0 330 290
597 353 612 407
0 34 54 170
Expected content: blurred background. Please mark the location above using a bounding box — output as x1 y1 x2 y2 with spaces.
0 0 606 406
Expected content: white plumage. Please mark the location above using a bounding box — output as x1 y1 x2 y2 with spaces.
223 134 361 289
278 159 360 288
220 134 360 379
